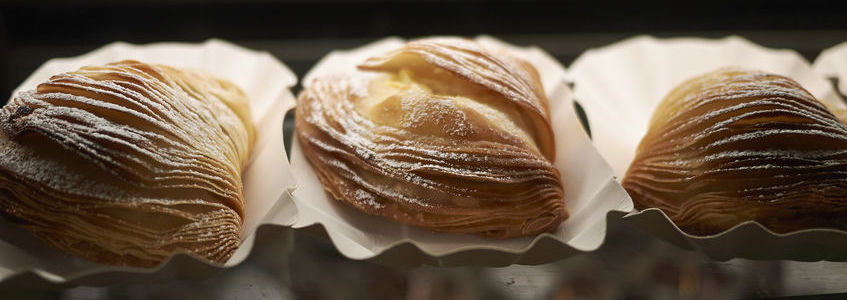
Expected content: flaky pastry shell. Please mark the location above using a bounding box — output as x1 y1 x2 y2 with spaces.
296 38 567 239
623 68 847 235
0 60 255 267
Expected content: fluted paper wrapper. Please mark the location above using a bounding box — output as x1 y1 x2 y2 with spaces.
0 39 299 286
289 36 633 267
570 35 847 261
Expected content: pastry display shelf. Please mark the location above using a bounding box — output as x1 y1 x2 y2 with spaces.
3 2 847 296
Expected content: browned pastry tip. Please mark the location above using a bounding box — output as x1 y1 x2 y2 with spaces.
0 60 255 267
296 38 566 239
623 68 847 235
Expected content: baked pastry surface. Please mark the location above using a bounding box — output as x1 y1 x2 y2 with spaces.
296 38 567 239
0 60 255 267
623 68 847 235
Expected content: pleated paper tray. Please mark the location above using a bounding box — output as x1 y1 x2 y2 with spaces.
569 35 847 261
288 36 632 267
0 39 301 286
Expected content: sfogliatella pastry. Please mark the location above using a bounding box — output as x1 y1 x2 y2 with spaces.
623 68 847 235
0 60 255 267
296 38 567 239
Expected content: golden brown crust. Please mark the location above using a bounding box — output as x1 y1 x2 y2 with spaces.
296 38 567 239
0 60 254 267
623 68 847 235
359 37 556 161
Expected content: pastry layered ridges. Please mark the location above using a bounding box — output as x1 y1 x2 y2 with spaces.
0 60 255 267
297 38 567 239
359 37 556 160
623 68 847 235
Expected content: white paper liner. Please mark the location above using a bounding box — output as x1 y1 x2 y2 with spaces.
289 36 633 266
814 40 847 97
0 39 299 285
570 35 847 261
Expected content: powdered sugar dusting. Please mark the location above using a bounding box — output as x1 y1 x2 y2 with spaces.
296 38 566 238
0 60 254 266
624 68 847 235
353 189 383 209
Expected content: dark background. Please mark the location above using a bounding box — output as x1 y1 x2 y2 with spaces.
2 0 847 101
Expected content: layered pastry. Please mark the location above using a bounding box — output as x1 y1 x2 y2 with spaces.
0 60 255 267
623 68 847 235
296 37 567 239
